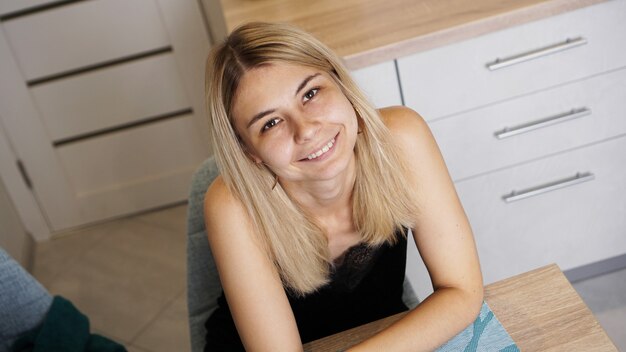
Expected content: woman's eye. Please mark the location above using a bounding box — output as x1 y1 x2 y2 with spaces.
303 88 319 102
262 118 280 132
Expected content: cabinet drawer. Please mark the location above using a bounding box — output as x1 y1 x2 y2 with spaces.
3 0 170 81
455 135 626 284
430 67 626 181
31 54 190 142
397 0 626 120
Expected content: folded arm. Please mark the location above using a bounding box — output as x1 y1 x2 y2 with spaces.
204 178 304 351
348 107 484 351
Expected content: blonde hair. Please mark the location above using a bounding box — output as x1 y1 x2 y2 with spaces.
205 22 416 296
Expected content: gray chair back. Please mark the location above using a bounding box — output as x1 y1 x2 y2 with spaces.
186 157 221 352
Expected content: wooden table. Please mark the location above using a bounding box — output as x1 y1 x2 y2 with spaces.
303 264 617 351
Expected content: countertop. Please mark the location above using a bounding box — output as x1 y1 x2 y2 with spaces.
220 0 607 69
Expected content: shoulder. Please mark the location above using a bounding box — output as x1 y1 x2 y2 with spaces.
204 175 235 215
204 175 251 240
378 106 433 152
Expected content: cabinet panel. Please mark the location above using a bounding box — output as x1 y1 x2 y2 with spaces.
0 0 56 16
351 60 402 108
455 135 626 284
56 115 207 196
430 67 626 181
31 54 190 141
3 0 170 80
398 0 626 120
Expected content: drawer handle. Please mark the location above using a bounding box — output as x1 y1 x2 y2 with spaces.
502 172 595 203
486 37 588 71
494 107 591 139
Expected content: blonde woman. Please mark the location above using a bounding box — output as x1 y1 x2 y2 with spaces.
203 22 483 351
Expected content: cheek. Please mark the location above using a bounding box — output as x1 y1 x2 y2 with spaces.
322 92 357 123
255 136 294 165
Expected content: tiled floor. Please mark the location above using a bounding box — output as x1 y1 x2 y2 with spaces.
571 268 626 350
32 204 190 352
31 203 626 351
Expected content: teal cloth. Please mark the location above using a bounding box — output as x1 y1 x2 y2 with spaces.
11 296 126 352
436 301 519 352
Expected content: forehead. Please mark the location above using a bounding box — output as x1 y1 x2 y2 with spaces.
231 63 327 120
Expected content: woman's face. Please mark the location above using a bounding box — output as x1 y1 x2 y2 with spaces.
231 62 359 185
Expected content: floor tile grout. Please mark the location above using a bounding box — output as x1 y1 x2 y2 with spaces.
128 277 187 345
35 222 120 287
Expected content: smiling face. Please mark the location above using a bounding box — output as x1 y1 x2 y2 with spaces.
231 62 359 186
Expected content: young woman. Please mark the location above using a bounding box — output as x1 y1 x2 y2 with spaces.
203 22 483 351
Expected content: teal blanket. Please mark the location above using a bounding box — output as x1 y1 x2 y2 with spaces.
11 296 126 352
437 301 520 352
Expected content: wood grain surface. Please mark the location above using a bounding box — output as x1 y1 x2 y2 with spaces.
303 264 618 351
219 0 606 69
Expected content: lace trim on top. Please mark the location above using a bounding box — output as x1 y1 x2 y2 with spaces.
329 242 383 292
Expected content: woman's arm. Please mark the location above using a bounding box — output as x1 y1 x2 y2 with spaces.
204 177 303 351
349 106 484 351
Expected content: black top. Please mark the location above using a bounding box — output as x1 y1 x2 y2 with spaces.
204 230 409 351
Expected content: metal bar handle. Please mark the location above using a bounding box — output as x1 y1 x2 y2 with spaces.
494 107 591 139
487 37 588 71
502 172 595 203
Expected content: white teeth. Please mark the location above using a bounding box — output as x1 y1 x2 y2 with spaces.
307 138 335 160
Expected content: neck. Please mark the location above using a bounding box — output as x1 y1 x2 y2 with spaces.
281 156 357 222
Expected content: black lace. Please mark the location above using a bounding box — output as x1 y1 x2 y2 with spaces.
329 243 383 292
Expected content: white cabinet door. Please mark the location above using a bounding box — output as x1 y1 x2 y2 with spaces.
0 0 210 234
456 135 626 284
351 60 402 108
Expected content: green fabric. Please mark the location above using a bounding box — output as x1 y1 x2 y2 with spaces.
11 296 126 352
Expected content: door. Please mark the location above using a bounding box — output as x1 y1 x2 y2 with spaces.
0 0 212 234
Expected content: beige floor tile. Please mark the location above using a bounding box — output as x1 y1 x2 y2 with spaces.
133 290 191 352
32 219 125 287
136 204 188 235
44 219 187 343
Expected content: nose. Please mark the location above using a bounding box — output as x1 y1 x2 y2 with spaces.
293 117 320 144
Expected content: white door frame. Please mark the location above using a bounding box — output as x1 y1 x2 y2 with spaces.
0 115 51 241
0 25 79 234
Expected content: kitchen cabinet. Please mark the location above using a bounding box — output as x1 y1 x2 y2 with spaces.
391 0 626 290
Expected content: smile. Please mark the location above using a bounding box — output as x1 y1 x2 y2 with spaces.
306 137 336 160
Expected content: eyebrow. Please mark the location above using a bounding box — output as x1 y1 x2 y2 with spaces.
295 73 321 97
247 108 276 128
246 73 321 129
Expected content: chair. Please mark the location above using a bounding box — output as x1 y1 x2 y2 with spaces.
186 157 419 352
